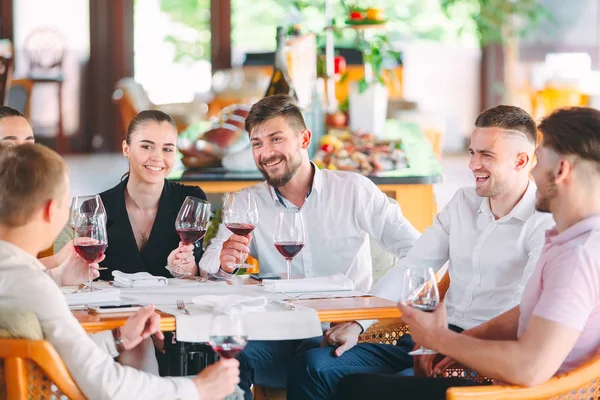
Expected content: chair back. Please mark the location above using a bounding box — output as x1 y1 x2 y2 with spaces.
112 77 152 135
446 352 600 399
0 339 85 400
0 56 13 105
23 28 67 78
8 79 34 118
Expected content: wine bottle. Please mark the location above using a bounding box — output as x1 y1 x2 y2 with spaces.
265 26 298 100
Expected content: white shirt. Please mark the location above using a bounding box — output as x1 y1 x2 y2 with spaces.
0 240 198 400
199 165 420 292
360 182 555 331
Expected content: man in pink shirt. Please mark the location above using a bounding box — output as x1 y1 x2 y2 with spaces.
335 106 600 399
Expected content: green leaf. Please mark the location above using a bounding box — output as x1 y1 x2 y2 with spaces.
358 79 369 94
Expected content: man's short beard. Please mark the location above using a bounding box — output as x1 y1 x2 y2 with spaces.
260 155 302 187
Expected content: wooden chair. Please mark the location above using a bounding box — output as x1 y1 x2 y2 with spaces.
447 353 600 399
8 78 34 118
0 339 85 400
0 56 13 105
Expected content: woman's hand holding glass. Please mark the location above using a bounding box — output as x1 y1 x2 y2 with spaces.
166 242 197 278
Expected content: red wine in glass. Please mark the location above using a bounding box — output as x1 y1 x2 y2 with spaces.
209 335 247 359
74 243 108 262
274 242 304 260
225 223 255 237
176 228 207 245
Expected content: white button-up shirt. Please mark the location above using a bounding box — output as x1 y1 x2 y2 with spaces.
199 166 420 292
0 240 198 400
361 182 555 330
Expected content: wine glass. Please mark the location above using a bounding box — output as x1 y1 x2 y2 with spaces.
72 214 108 292
172 196 211 278
209 309 248 360
273 210 305 280
70 195 106 230
402 266 440 356
222 191 259 270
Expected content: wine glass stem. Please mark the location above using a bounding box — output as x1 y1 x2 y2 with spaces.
88 264 93 291
286 259 292 280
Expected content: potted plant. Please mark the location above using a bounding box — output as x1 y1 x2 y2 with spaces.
348 32 401 137
440 0 551 104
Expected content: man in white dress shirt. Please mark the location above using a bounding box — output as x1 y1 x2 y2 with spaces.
0 144 240 400
285 105 555 400
199 94 421 399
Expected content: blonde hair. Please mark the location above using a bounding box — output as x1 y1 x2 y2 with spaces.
0 144 67 226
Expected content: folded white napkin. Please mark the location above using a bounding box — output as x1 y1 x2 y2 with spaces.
191 295 268 314
112 271 168 288
262 273 355 293
64 288 121 306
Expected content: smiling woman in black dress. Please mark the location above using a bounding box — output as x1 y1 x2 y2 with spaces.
98 110 206 280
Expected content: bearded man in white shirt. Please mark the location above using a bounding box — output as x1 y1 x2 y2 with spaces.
199 94 421 399
0 144 240 400
284 105 555 400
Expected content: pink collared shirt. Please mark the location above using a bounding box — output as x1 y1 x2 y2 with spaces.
518 215 600 375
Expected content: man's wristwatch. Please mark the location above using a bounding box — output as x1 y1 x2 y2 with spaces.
111 327 127 353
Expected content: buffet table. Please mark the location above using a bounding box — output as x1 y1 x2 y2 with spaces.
173 121 442 232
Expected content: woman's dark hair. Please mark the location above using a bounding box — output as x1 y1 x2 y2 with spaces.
0 106 31 127
125 109 177 144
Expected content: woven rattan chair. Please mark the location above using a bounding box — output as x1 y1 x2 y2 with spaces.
447 353 600 399
0 338 85 400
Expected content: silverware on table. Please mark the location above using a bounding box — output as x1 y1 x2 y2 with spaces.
269 299 298 311
176 299 191 315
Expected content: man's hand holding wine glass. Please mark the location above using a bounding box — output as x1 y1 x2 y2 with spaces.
219 234 252 272
54 241 105 286
397 301 449 354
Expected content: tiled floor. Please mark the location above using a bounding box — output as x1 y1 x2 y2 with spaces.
65 152 473 211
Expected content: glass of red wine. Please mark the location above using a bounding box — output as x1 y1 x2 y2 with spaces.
222 191 259 270
172 196 211 278
72 214 108 292
209 309 247 360
402 266 440 356
273 210 305 280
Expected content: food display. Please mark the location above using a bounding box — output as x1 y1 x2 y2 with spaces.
312 128 408 175
178 104 251 169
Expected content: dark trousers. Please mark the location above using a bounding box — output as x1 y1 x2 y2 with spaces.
286 324 464 400
335 375 486 400
238 336 323 400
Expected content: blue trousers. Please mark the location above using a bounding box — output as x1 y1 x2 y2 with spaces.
238 336 323 400
238 334 415 400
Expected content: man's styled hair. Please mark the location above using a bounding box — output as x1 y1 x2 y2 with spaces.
245 94 307 134
475 105 537 145
538 107 600 166
0 144 67 227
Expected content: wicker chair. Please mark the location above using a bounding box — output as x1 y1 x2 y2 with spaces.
0 308 85 399
0 339 85 400
447 353 600 399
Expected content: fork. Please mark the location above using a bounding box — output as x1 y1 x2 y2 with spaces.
176 299 191 315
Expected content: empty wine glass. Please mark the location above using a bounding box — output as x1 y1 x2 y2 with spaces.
72 214 108 292
273 210 305 280
209 308 248 360
222 191 259 270
402 266 440 356
171 196 211 278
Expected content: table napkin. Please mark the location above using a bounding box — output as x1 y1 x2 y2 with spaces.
262 273 355 293
191 295 268 314
112 271 168 288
